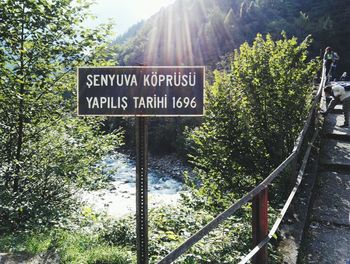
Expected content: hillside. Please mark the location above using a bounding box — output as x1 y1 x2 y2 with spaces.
116 0 350 73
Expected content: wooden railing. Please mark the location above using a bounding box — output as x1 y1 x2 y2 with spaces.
157 67 326 264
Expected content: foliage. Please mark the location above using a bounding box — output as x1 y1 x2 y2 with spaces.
53 229 132 264
0 196 282 263
0 229 132 264
0 0 123 230
98 196 282 264
112 0 350 160
186 33 319 210
105 117 200 157
115 0 350 73
0 231 52 255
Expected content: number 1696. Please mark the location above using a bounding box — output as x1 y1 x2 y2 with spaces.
172 97 197 109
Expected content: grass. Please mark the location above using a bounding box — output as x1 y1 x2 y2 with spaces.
0 229 133 264
0 202 283 264
0 232 51 255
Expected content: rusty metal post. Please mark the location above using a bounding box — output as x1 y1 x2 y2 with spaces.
136 117 148 264
252 187 268 264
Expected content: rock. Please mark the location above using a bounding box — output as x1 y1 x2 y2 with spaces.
301 223 350 264
0 251 59 264
311 172 350 226
109 185 117 191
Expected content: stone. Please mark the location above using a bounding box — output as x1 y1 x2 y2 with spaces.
323 114 350 138
320 139 350 167
311 172 350 226
300 223 350 264
0 252 59 264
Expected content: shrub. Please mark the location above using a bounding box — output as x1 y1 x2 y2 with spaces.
187 33 319 210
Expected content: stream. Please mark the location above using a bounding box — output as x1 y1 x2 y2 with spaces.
82 153 185 218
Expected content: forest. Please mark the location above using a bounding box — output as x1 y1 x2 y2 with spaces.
114 0 350 156
116 0 350 71
0 0 348 263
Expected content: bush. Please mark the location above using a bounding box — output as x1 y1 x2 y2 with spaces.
187 33 319 210
0 117 123 230
96 197 282 263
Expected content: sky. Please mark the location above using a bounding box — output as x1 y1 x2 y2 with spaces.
85 0 176 37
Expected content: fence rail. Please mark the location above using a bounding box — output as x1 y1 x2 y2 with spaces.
157 67 326 264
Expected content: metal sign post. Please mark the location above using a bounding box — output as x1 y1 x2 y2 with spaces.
136 117 148 264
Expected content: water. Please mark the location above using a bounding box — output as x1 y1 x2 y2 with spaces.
82 153 184 218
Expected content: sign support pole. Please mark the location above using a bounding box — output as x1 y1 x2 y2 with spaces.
136 117 149 264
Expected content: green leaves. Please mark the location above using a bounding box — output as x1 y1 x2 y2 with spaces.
187 33 319 210
0 0 123 230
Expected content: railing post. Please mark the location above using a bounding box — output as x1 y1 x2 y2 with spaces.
252 187 268 264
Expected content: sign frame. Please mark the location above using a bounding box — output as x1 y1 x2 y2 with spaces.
76 66 205 117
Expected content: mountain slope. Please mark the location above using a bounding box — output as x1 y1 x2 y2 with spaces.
115 0 350 72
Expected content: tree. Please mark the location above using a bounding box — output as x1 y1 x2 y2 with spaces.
187 33 319 211
0 0 123 230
